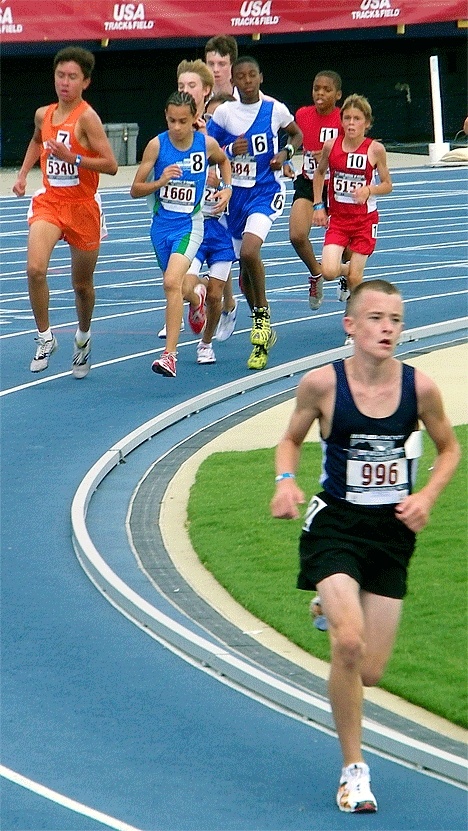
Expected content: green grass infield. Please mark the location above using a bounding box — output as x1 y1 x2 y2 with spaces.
188 425 467 728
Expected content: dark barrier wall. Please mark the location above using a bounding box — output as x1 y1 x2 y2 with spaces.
2 35 466 166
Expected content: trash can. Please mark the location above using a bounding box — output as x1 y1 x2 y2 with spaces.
103 123 139 165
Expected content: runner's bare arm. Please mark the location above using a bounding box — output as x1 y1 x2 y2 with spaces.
369 141 392 196
12 108 46 196
130 137 169 198
270 119 303 169
395 370 460 532
271 367 331 519
312 139 333 226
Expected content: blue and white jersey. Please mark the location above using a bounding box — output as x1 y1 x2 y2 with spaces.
321 360 421 506
208 98 293 188
202 184 221 217
150 130 209 221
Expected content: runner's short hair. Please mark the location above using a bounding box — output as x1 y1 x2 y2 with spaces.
314 70 342 91
204 35 238 64
341 94 374 126
177 59 214 91
232 56 261 73
165 90 197 117
54 47 95 79
347 280 401 315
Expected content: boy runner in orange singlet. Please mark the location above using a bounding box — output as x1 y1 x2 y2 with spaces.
13 46 118 378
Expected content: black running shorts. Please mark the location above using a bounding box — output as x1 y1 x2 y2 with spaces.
297 491 416 599
292 174 328 208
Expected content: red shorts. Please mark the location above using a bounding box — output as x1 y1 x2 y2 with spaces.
325 211 379 256
28 189 106 251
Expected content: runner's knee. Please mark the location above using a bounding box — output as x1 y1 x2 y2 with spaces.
333 628 365 670
27 263 47 283
289 227 309 249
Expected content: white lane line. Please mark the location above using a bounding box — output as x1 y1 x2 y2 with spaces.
0 282 466 344
1 299 467 398
0 304 165 340
0 765 144 831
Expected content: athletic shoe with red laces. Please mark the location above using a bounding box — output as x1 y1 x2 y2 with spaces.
152 351 177 377
308 274 324 310
188 284 207 334
336 763 377 813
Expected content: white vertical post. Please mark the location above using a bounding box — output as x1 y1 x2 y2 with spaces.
428 55 450 164
430 55 444 145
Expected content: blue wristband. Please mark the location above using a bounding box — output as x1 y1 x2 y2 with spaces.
75 154 82 167
275 473 296 482
313 202 325 211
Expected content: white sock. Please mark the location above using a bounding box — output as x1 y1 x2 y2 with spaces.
38 327 52 342
75 328 90 346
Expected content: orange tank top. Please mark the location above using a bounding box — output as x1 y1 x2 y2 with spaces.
41 100 99 200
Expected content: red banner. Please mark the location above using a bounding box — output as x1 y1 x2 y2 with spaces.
1 1 465 43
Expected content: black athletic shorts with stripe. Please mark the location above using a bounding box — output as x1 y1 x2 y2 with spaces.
297 491 416 599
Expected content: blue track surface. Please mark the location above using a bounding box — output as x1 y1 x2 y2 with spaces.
1 167 467 830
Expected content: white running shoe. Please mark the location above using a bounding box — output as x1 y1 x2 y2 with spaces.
215 297 238 341
336 763 377 813
158 320 185 339
308 274 324 310
337 277 350 303
30 334 58 373
197 341 216 364
72 337 91 379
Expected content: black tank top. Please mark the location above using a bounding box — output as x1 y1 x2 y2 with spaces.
321 360 420 505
